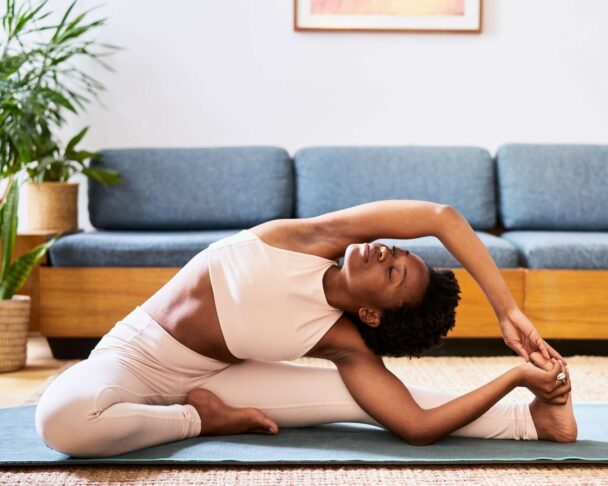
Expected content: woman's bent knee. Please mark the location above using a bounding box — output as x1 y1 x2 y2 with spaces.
35 394 109 457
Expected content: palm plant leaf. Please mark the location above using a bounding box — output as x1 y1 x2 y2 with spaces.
1 0 122 183
0 236 58 299
64 126 88 154
0 178 18 281
81 166 123 185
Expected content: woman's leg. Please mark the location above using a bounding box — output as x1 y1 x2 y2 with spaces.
195 359 538 440
35 306 235 458
35 350 202 457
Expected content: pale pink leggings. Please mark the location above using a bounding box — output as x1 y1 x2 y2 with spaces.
35 306 537 457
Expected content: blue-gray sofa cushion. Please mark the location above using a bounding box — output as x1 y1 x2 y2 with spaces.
294 146 496 229
500 231 608 269
372 232 518 268
48 230 241 267
496 144 608 230
48 230 518 268
88 147 293 230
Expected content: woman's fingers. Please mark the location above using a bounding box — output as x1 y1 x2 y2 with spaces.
529 351 552 371
507 338 530 362
549 374 572 399
547 360 571 396
547 393 569 405
544 359 562 392
545 341 568 365
536 338 551 361
550 384 572 400
549 358 561 377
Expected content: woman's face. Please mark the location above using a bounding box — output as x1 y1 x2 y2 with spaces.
342 242 431 312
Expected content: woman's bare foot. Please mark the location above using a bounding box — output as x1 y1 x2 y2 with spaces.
527 351 577 442
186 388 279 437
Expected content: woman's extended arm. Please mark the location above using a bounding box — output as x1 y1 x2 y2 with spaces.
335 349 568 446
434 206 565 363
435 207 517 320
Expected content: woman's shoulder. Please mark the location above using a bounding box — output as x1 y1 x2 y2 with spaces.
249 218 350 261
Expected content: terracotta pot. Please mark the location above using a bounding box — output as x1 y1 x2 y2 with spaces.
0 295 31 373
27 181 79 233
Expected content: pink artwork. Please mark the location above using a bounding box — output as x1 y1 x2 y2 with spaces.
295 0 481 32
311 0 465 16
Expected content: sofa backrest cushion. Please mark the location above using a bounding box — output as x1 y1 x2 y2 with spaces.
88 147 293 230
497 144 608 230
294 146 496 229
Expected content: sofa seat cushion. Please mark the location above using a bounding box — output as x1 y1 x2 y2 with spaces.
372 232 519 268
501 231 608 269
50 230 517 269
48 230 242 267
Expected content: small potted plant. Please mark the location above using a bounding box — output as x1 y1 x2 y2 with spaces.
26 126 123 233
0 0 124 233
0 178 57 373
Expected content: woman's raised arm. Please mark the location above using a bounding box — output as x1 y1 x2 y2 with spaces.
434 207 565 363
312 199 448 245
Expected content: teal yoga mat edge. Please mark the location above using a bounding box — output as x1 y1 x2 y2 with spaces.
1 457 608 467
2 404 607 467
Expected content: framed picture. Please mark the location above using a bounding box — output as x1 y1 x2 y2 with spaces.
294 0 482 33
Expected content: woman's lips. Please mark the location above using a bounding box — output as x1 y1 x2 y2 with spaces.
364 243 369 262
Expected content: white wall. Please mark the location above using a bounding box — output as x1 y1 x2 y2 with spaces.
19 0 608 231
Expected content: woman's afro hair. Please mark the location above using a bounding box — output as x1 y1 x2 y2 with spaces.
348 265 461 358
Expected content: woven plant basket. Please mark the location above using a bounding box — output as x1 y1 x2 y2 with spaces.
27 181 78 233
0 295 31 373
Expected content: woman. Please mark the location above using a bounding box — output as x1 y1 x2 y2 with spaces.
35 200 577 457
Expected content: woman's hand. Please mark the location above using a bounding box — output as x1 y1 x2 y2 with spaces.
516 358 571 404
499 307 567 364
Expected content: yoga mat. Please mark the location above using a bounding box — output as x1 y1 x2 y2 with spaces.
1 404 607 466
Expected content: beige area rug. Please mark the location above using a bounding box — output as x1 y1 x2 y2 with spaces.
3 355 608 485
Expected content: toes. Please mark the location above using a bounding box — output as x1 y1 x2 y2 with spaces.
251 425 277 435
247 409 278 434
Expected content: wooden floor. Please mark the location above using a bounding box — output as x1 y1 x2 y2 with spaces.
0 334 65 409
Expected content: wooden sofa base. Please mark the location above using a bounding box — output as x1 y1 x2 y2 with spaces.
38 267 608 340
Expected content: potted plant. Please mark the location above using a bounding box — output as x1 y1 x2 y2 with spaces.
0 0 124 233
26 126 122 232
0 177 57 372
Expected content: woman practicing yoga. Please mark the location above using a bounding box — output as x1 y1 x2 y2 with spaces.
35 200 577 457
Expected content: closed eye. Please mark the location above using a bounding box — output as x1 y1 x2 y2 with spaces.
388 246 396 280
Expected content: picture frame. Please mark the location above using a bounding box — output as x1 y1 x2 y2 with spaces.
294 0 482 34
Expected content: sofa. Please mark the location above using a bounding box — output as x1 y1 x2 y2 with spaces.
37 144 608 358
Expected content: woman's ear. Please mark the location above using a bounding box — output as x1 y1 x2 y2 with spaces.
357 307 382 327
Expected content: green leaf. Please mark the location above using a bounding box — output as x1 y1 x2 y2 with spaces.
0 53 28 80
0 236 58 300
64 126 89 154
0 179 18 281
81 166 123 185
57 19 107 45
50 0 78 45
66 150 98 163
12 0 50 38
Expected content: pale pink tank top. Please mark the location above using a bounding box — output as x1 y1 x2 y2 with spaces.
207 229 344 361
